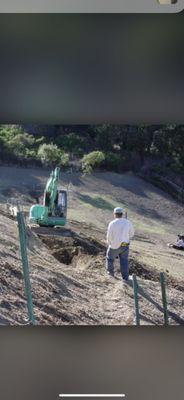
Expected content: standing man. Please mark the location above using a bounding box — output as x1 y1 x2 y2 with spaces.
106 207 134 281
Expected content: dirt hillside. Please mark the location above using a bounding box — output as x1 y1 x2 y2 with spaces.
0 166 183 325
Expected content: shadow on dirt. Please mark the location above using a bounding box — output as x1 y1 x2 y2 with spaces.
77 193 114 211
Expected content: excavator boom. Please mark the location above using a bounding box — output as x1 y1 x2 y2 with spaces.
29 167 67 227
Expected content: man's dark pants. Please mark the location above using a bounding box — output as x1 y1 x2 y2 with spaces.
106 245 129 280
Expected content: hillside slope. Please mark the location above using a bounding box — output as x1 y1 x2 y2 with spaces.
0 166 183 325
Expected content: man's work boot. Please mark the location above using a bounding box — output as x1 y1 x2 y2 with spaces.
107 271 114 278
123 275 133 285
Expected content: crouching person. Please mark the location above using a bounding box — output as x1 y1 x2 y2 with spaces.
168 234 184 250
106 207 134 281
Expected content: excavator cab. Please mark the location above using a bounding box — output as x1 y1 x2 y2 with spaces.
29 168 67 227
55 190 67 218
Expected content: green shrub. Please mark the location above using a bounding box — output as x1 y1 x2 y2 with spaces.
151 164 166 175
38 143 69 167
0 125 24 142
104 152 122 171
0 125 24 159
82 151 105 173
7 133 35 157
169 160 184 175
55 132 86 156
60 152 70 167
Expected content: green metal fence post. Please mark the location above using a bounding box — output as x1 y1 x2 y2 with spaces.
160 272 169 326
17 211 35 325
132 274 140 326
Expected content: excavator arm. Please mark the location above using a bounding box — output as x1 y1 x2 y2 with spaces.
29 166 67 227
43 167 60 213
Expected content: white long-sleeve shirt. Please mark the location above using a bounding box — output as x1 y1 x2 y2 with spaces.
107 218 134 249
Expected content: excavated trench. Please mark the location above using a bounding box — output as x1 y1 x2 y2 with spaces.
38 229 161 280
39 232 105 266
35 227 184 292
27 193 182 287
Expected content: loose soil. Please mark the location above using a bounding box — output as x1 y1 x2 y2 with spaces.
0 166 183 325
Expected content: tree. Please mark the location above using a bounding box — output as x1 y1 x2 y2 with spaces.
104 152 122 172
7 133 35 157
56 132 85 156
82 151 105 173
0 125 24 143
38 143 69 167
90 124 114 151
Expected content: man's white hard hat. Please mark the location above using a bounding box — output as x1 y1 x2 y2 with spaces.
114 207 123 214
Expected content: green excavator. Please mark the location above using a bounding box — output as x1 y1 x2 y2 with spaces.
29 167 67 227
